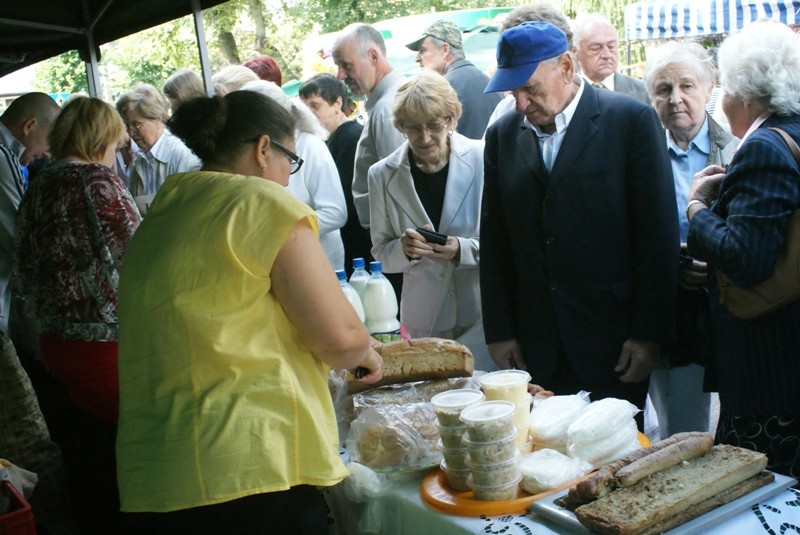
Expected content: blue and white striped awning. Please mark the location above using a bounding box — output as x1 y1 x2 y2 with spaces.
624 0 800 39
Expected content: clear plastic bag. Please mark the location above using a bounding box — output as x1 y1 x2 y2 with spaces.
519 449 593 494
529 391 591 452
566 398 641 466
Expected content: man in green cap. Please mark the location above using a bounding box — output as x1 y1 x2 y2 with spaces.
407 19 501 139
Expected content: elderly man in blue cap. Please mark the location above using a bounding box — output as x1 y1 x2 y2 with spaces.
479 21 679 424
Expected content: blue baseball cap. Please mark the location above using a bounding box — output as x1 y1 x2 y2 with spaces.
485 21 569 93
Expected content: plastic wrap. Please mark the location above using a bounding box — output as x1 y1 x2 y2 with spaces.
519 449 593 494
529 391 591 452
566 398 641 465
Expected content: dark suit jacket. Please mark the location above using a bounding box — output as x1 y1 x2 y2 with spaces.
480 83 679 385
614 73 649 104
687 113 800 416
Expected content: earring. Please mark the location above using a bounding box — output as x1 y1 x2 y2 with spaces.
448 129 454 136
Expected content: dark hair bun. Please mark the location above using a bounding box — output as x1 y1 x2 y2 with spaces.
167 95 227 161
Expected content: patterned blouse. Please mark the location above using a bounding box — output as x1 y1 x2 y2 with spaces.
14 162 141 341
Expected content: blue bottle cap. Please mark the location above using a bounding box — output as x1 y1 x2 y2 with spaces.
335 269 347 281
352 257 365 269
369 261 382 272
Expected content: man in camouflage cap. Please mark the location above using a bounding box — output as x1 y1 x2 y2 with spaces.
407 19 500 139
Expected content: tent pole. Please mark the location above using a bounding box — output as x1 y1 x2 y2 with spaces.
191 0 214 96
85 30 103 98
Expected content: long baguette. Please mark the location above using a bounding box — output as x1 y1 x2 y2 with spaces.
571 432 710 505
615 434 714 487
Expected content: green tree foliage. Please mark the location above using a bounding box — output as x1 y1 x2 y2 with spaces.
32 0 645 98
32 50 86 94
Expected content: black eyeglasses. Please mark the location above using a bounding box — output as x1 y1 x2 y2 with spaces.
246 136 304 175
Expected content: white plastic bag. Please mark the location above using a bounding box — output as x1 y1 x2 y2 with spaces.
519 449 593 494
529 391 591 451
566 398 641 466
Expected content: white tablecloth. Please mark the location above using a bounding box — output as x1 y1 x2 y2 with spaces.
326 467 800 534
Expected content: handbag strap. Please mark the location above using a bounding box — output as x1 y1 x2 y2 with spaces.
768 127 800 165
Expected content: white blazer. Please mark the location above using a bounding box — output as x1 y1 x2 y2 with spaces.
368 132 483 338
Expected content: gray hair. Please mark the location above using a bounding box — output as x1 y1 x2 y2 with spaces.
643 42 715 100
212 65 259 96
500 3 573 48
572 13 616 51
116 83 169 121
336 23 387 57
241 80 328 139
718 19 800 115
429 36 466 60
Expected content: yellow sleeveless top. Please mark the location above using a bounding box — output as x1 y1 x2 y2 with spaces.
116 171 348 512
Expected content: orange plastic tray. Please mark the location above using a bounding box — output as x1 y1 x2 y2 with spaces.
419 432 650 517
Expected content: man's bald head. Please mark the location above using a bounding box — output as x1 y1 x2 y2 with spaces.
1 92 61 165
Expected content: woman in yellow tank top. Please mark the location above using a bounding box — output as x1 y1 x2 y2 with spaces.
115 90 383 534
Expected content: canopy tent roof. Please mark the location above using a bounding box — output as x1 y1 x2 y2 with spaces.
0 0 229 80
624 0 800 40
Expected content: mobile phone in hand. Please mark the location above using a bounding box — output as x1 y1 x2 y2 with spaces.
415 227 447 245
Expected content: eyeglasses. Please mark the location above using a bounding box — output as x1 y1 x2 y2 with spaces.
400 118 450 137
271 140 304 175
246 136 304 175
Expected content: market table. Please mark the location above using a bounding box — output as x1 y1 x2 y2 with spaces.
326 461 800 535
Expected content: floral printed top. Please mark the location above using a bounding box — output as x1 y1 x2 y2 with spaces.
14 162 141 341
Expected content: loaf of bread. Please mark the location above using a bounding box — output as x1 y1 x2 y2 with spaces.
575 444 769 535
346 338 474 394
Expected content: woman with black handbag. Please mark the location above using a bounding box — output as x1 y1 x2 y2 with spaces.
686 20 800 480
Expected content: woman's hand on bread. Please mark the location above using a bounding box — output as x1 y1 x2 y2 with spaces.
352 347 384 384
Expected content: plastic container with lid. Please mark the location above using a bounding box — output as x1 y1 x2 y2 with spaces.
479 369 532 403
513 392 533 428
437 423 467 449
462 429 517 464
440 458 471 491
460 400 516 443
468 450 521 487
336 269 365 323
467 473 523 501
439 439 470 470
431 389 485 427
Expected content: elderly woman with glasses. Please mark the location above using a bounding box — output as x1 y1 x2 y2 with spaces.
115 83 200 204
368 71 485 359
114 91 382 533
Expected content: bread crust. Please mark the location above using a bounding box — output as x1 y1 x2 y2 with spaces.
575 445 769 535
346 338 474 394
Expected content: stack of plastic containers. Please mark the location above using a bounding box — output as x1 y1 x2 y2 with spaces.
478 370 533 452
430 389 485 491
460 400 521 500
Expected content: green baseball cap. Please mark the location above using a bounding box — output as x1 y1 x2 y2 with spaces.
406 20 463 51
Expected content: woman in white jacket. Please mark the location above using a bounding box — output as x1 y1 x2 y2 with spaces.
368 71 483 346
243 81 348 270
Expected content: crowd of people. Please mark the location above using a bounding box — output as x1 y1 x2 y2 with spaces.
1 2 799 533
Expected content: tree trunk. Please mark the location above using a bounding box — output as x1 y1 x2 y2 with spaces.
248 0 267 51
218 31 240 64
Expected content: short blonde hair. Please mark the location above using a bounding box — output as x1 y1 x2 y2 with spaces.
392 71 462 130
48 96 124 161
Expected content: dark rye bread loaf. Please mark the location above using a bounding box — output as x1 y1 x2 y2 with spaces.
345 338 474 394
575 445 769 535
